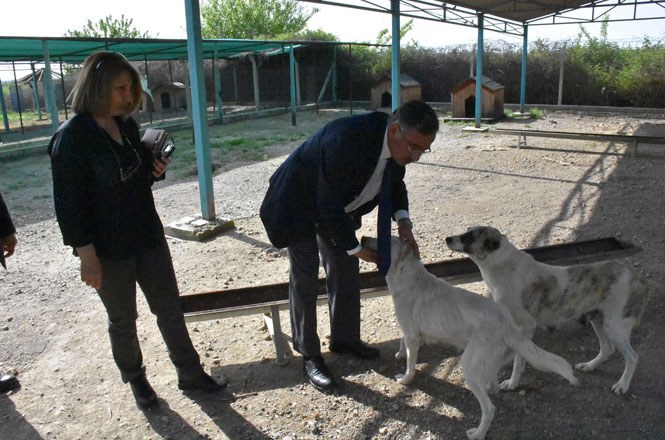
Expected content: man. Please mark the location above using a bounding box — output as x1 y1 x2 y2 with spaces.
0 192 20 394
260 100 439 391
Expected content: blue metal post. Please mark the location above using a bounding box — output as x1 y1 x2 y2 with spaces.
184 0 216 220
520 24 528 114
331 46 338 103
214 50 223 122
30 64 42 119
474 13 484 128
391 0 401 111
0 78 9 132
289 44 297 126
42 40 59 132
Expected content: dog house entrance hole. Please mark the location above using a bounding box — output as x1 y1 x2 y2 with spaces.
161 92 172 110
465 95 475 118
381 91 392 108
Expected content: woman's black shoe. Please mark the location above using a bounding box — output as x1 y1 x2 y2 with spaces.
129 375 158 410
0 374 20 393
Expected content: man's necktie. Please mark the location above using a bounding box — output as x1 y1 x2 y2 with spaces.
377 159 392 274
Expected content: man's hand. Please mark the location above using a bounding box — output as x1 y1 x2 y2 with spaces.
1 233 17 258
354 245 378 263
152 156 170 178
76 244 102 290
398 220 420 259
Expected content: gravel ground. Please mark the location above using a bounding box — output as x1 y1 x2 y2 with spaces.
1 109 665 440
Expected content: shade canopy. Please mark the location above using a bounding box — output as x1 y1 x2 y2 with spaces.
0 36 320 63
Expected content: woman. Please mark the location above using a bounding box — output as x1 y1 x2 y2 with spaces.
49 51 224 410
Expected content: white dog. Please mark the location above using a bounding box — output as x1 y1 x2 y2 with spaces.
446 226 649 395
362 236 577 440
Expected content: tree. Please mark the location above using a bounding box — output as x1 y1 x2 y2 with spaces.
65 14 154 38
201 0 317 39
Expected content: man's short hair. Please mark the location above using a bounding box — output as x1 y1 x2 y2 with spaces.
391 100 439 135
71 51 143 116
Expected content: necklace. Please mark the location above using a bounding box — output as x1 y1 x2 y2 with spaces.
97 124 142 182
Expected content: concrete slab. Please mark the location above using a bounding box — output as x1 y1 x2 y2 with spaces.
164 215 235 241
462 126 490 133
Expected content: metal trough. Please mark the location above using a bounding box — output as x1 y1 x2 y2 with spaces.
180 237 641 315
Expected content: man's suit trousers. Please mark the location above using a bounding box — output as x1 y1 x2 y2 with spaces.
287 233 361 358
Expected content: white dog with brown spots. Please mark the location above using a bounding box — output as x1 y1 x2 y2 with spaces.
446 226 649 395
362 236 577 440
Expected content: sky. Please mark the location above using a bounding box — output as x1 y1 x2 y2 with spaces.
1 0 664 80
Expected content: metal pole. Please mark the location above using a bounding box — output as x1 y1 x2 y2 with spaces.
249 54 260 112
281 44 287 111
331 46 338 104
59 57 68 120
11 61 24 134
0 78 9 132
185 0 216 220
474 13 484 129
30 63 42 119
214 50 223 122
520 25 528 114
391 0 401 111
166 60 175 113
289 44 297 126
558 46 565 106
348 44 353 115
144 56 153 124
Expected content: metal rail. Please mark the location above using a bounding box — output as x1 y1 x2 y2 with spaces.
181 236 640 364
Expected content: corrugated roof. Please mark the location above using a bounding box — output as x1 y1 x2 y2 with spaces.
445 0 591 23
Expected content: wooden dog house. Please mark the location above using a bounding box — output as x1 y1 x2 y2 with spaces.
141 82 187 112
451 76 504 119
370 74 421 110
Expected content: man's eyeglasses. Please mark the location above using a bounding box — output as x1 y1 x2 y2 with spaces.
398 124 431 155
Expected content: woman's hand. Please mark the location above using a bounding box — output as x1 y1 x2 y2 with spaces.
152 156 170 178
1 233 17 258
76 244 102 290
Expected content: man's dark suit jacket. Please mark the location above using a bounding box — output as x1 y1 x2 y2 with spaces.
260 111 408 250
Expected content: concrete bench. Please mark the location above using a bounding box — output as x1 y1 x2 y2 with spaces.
494 128 665 155
180 237 640 365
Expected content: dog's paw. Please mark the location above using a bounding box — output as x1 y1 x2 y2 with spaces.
396 373 413 385
466 427 485 440
575 361 596 372
611 381 629 395
499 379 518 391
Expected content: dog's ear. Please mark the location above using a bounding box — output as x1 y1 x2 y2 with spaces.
484 236 500 253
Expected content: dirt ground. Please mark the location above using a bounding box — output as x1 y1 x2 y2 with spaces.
1 109 665 440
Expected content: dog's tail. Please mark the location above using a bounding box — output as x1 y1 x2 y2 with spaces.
506 329 578 386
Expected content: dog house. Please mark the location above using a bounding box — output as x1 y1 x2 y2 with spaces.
370 74 421 110
451 76 504 119
142 82 187 112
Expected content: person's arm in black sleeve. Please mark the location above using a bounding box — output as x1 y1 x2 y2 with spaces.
49 130 96 249
0 193 16 238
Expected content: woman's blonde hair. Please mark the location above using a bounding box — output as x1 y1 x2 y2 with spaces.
72 51 143 116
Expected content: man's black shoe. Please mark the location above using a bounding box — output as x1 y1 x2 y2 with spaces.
178 372 227 393
329 340 380 359
129 375 158 410
0 374 19 393
303 356 337 392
